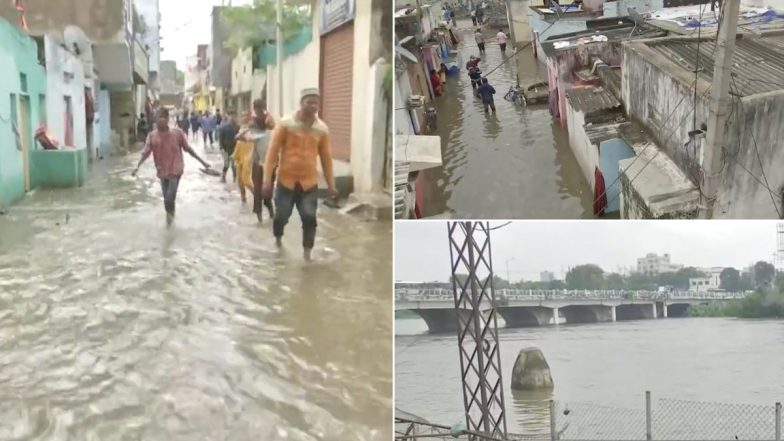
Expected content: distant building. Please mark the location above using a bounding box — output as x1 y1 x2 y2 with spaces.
540 271 555 282
637 253 684 275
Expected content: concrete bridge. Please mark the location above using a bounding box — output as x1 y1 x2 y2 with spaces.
395 288 746 333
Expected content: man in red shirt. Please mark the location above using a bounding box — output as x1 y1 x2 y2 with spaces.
132 107 211 225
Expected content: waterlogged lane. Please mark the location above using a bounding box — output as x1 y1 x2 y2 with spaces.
0 143 392 440
421 22 592 219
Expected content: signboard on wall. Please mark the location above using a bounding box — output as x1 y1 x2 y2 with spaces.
320 0 355 35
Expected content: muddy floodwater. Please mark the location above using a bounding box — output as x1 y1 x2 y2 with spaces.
422 22 593 219
0 141 392 441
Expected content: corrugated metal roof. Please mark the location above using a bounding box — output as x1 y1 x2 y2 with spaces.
645 38 784 96
760 33 784 53
565 86 621 113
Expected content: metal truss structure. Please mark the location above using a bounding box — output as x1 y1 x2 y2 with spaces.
447 221 508 440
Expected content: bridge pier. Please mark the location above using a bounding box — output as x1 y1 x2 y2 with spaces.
414 309 472 334
553 307 559 325
498 306 552 327
652 303 657 319
559 305 614 324
611 305 616 322
662 302 668 318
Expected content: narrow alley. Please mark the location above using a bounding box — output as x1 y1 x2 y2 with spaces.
421 21 593 219
0 140 392 440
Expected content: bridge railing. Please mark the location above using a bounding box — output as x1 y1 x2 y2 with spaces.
394 288 748 303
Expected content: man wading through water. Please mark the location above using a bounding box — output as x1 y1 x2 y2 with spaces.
248 99 276 223
262 88 336 262
132 108 211 225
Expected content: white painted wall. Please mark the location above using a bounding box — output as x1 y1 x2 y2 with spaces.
265 14 320 120
44 35 87 150
565 99 597 189
508 0 532 44
231 47 254 96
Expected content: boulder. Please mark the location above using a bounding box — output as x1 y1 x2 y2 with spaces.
511 347 554 390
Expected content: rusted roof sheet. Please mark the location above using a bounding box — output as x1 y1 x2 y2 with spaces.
565 86 621 113
645 37 784 96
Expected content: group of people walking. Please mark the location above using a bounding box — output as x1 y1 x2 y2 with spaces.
132 87 338 262
175 110 223 148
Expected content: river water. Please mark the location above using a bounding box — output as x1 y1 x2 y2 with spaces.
421 21 592 219
396 317 784 439
0 141 392 440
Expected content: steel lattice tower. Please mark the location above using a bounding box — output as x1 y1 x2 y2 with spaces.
447 221 507 440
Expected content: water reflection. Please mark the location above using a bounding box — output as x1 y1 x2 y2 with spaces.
509 389 553 435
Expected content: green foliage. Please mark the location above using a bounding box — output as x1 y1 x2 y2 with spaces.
687 282 784 318
754 261 776 287
220 1 312 51
719 267 741 291
565 264 604 290
175 70 184 87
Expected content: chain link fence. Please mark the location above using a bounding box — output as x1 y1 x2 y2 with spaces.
398 392 782 440
552 392 781 441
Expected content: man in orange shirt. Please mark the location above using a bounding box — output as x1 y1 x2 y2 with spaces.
262 88 337 261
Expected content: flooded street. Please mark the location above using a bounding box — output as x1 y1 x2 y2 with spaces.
422 22 592 219
0 141 392 440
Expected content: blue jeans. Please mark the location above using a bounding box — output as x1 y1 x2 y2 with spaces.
273 184 318 249
159 176 181 214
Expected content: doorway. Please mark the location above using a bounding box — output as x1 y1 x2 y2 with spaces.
64 96 73 147
19 95 32 191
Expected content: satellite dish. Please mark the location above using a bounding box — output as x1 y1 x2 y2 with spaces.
64 25 94 78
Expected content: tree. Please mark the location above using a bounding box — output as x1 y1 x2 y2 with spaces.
719 267 741 291
221 0 313 51
627 273 655 291
753 261 776 287
175 69 184 87
565 264 604 290
739 272 753 291
603 273 625 290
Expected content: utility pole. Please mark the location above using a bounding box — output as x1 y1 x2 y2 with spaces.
276 0 284 117
448 222 507 440
699 0 741 218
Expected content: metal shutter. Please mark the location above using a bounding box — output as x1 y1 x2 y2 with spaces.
320 23 354 162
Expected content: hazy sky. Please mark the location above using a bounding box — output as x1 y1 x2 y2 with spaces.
159 0 253 69
395 221 780 282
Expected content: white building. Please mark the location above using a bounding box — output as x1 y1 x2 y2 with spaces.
637 253 684 275
540 271 555 282
44 35 87 151
689 267 724 292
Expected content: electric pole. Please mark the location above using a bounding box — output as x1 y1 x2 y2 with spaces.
276 0 284 117
699 0 741 218
448 222 508 440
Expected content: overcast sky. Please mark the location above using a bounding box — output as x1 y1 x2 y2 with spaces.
395 221 780 282
159 0 253 69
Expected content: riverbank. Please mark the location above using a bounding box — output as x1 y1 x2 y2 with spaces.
687 288 784 318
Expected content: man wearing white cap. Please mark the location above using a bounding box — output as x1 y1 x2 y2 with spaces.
262 87 336 261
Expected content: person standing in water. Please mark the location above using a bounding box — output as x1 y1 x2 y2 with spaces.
132 108 211 225
477 77 497 115
496 28 509 52
262 88 336 262
249 99 276 223
217 110 239 183
475 28 486 53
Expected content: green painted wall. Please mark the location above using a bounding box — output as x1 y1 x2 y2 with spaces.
29 149 88 188
0 18 46 209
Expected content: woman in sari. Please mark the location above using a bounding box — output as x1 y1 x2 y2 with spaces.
232 112 255 203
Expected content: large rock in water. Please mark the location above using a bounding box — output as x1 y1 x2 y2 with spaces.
511 347 554 390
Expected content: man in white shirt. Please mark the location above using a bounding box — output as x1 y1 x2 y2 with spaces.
496 28 509 52
475 28 485 53
470 9 477 26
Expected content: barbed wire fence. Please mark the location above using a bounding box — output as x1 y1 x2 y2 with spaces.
397 392 783 441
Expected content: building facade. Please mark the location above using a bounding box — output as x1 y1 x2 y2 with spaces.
637 253 684 275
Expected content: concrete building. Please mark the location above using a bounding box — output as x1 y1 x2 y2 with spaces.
0 0 151 153
265 0 393 200
621 33 784 218
210 6 232 113
0 17 46 209
689 268 723 292
637 253 684 275
158 60 181 107
540 271 556 282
